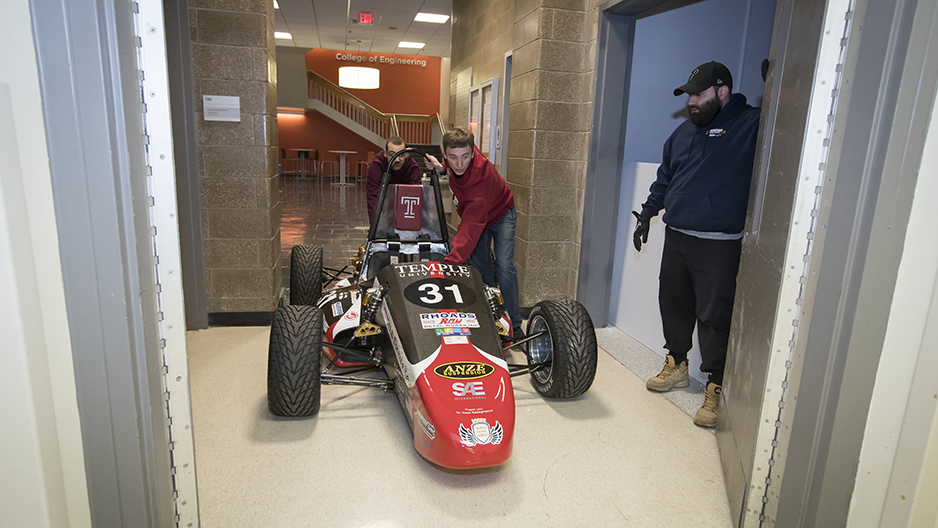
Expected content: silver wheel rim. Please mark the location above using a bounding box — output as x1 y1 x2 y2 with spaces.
529 315 553 384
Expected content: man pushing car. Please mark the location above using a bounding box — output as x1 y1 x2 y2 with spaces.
427 127 523 337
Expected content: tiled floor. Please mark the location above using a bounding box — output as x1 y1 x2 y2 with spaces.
183 174 732 527
187 326 731 528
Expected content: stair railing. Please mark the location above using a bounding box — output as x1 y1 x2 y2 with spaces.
307 71 441 146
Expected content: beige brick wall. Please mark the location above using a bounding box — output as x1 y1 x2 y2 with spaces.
451 0 594 306
189 0 281 313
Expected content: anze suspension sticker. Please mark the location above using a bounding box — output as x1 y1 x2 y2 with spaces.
420 311 479 329
434 362 495 379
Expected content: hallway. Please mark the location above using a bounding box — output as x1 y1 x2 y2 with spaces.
279 174 371 287
183 175 732 527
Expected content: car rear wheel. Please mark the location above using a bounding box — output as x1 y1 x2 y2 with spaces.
526 299 597 398
268 305 323 416
290 244 323 306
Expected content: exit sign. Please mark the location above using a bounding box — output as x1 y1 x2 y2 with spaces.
359 12 373 24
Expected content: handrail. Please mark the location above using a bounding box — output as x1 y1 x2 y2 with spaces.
307 70 441 145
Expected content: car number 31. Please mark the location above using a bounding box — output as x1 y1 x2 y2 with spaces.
418 283 463 304
403 279 478 308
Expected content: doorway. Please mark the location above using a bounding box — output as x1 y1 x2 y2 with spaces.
579 0 777 525
589 0 775 381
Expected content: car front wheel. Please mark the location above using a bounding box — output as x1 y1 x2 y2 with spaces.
526 299 598 398
267 305 323 416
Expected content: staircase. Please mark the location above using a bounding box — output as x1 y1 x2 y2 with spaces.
307 71 445 148
408 144 444 173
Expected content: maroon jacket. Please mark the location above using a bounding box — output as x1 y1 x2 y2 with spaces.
367 149 423 220
444 146 515 264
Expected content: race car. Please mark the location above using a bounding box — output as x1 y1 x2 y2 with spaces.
267 148 598 469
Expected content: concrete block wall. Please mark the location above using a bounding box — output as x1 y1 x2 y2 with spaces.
189 0 281 314
451 0 594 306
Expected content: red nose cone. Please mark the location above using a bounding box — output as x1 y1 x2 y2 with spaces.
412 339 514 469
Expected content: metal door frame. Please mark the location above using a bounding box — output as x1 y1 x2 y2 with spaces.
30 0 200 524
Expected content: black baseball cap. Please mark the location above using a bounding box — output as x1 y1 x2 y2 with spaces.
673 61 733 96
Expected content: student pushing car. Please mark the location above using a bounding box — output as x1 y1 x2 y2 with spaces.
427 127 523 337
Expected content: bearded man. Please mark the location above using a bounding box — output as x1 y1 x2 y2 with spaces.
631 61 761 428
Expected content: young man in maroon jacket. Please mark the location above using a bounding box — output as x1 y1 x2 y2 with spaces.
366 136 423 221
428 127 523 335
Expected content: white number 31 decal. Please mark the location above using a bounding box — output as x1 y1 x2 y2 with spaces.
418 283 464 304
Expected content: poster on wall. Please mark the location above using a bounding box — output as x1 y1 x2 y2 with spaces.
468 78 498 158
454 68 472 131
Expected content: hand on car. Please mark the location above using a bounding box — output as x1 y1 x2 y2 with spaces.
632 211 650 251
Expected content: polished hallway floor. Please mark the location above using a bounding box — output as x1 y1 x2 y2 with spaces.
184 175 732 527
280 175 370 287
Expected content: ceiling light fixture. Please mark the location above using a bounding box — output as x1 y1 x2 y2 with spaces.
273 0 279 8
398 41 425 49
414 13 450 23
338 67 380 90
274 31 292 39
338 41 380 90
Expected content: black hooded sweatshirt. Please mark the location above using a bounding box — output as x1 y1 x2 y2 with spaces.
640 93 761 235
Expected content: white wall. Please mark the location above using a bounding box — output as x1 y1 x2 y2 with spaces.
610 162 706 380
0 1 90 526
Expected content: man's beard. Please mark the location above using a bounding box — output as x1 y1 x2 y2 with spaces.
689 95 721 126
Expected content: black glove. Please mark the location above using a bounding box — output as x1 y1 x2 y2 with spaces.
632 211 650 251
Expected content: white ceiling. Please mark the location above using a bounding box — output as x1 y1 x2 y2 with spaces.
275 0 453 58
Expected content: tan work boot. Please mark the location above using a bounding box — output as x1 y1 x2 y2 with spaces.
694 383 722 428
646 355 689 392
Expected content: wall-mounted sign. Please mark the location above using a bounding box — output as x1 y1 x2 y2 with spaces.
203 95 240 122
334 53 427 68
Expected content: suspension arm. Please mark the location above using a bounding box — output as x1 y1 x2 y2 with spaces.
502 330 547 353
321 374 393 390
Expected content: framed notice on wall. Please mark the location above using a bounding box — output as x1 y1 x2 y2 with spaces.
468 77 498 159
203 95 241 122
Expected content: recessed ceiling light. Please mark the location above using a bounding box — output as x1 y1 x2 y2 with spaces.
273 0 279 8
275 32 293 39
415 13 450 23
398 41 425 49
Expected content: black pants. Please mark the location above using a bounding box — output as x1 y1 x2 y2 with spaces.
658 228 741 386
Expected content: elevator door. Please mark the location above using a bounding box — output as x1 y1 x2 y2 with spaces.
604 2 776 383
582 0 776 525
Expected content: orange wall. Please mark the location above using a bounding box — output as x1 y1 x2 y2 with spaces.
305 49 441 115
277 111 380 172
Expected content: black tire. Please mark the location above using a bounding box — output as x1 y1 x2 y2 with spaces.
526 300 598 398
290 245 323 306
267 305 323 416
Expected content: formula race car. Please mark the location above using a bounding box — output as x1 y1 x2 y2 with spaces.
267 148 597 469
